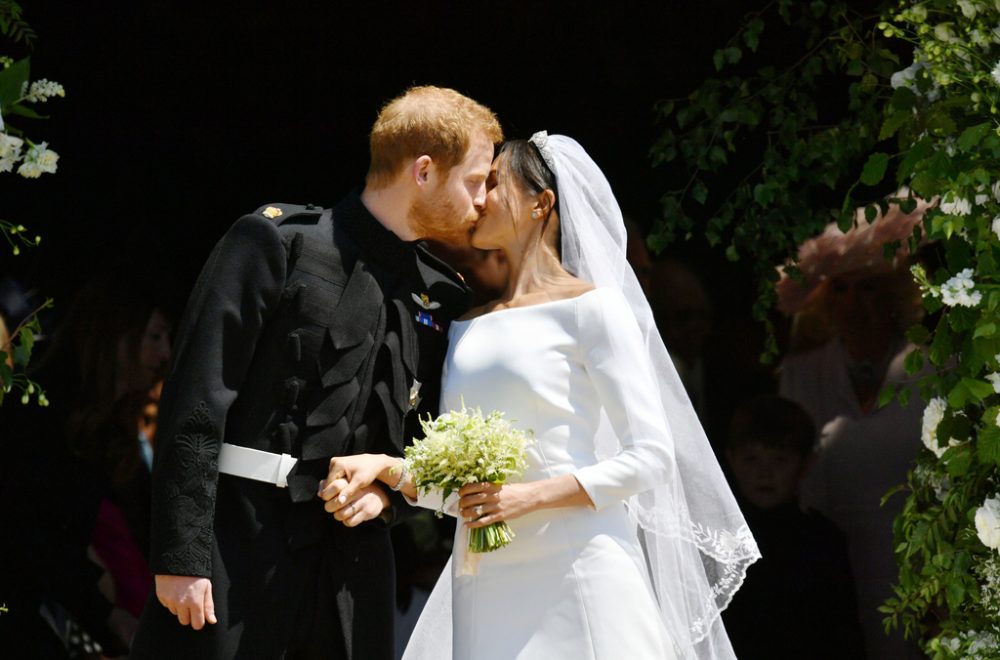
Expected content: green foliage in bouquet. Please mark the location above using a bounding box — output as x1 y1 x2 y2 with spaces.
405 404 531 553
650 0 1000 654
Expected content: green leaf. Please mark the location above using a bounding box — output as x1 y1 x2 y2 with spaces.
958 123 991 152
713 49 725 72
947 377 995 408
945 580 966 611
20 328 33 352
943 444 973 477
0 56 29 109
743 18 764 52
879 383 898 408
753 183 775 206
910 172 940 198
11 345 29 367
903 349 924 374
978 420 1000 466
692 180 708 205
890 86 918 112
861 152 890 186
898 387 911 407
906 325 931 345
7 103 47 120
880 112 910 141
930 324 953 366
975 322 998 339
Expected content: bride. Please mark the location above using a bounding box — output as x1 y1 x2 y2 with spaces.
320 132 759 659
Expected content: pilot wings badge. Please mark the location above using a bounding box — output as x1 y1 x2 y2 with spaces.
411 293 441 310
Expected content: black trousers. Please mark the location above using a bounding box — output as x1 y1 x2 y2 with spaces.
131 478 396 660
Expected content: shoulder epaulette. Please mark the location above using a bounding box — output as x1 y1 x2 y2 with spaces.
252 202 325 226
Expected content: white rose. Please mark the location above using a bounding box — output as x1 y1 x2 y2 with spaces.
989 373 1000 394
976 496 1000 550
921 397 949 458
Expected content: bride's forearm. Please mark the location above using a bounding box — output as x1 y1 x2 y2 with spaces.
528 474 595 512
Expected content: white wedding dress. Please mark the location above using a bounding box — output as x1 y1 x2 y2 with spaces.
408 287 679 660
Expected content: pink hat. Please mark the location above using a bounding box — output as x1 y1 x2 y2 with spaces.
776 197 932 315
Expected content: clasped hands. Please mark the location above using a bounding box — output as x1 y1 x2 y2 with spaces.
319 453 539 529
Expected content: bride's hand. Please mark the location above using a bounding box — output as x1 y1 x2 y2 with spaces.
459 482 536 527
321 478 391 526
318 453 394 505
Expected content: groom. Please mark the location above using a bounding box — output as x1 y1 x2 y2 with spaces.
131 86 502 659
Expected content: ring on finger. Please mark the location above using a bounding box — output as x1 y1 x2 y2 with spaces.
474 504 484 518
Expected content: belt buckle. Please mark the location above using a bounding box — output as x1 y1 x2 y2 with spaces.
276 453 296 488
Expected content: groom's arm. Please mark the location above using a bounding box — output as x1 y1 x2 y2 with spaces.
149 213 287 615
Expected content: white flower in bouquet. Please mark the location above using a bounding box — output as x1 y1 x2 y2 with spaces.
976 496 1000 551
992 216 1000 241
404 403 531 553
957 0 979 19
890 61 923 89
993 60 1000 87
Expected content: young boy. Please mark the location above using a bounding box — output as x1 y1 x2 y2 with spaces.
722 395 867 660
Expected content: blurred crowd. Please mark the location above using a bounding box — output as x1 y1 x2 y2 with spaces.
0 199 932 659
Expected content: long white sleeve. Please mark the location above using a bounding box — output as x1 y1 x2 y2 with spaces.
572 288 674 510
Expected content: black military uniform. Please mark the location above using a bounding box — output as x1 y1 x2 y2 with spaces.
131 192 469 659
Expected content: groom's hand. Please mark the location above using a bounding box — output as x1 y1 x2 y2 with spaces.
155 574 217 630
320 478 391 527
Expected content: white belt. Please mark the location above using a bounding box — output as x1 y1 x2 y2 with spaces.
218 443 298 488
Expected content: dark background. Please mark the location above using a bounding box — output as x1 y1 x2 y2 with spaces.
3 0 769 321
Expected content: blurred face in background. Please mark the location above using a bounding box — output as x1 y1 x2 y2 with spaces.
826 269 896 349
119 308 172 395
726 442 808 510
652 261 713 367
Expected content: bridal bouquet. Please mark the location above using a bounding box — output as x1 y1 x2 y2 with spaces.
404 404 531 553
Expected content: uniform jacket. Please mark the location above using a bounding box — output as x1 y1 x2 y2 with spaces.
149 192 470 578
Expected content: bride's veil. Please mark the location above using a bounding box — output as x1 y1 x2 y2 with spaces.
403 133 760 660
